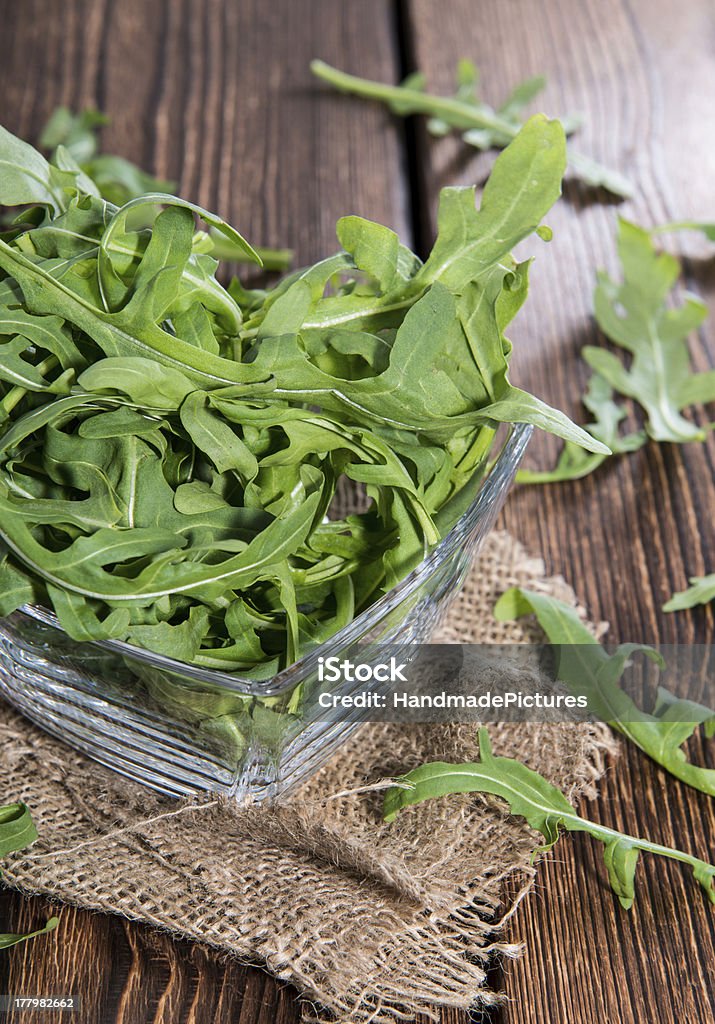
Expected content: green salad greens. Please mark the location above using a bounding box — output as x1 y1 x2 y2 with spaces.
0 801 59 949
495 588 715 797
664 574 715 612
519 217 715 483
384 728 715 910
35 107 292 271
586 220 713 444
311 59 633 197
651 220 715 244
516 371 646 484
0 115 604 676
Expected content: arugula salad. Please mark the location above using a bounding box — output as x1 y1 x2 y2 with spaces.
0 115 605 678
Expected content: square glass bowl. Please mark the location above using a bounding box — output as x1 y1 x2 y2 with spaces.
0 424 531 800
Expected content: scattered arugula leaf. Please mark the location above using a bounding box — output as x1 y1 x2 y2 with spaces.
311 59 633 198
0 802 36 857
384 728 715 909
651 220 715 244
1 918 60 951
517 373 646 483
494 588 715 797
520 216 715 483
0 116 606 680
0 802 59 949
586 218 714 443
664 575 715 612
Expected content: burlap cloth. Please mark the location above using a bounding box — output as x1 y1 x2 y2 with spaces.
0 532 616 1023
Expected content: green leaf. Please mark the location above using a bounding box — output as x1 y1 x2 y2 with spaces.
0 113 607 676
102 193 261 270
664 574 715 612
494 588 715 797
476 386 611 454
39 107 107 160
78 357 195 409
566 149 634 198
128 605 210 662
587 219 712 443
0 918 60 950
47 586 131 642
0 556 36 615
0 802 37 856
498 75 546 118
384 729 715 909
0 802 58 949
195 229 292 270
0 307 82 368
517 373 646 483
650 220 715 244
417 116 567 291
311 61 632 198
336 215 401 293
0 124 82 215
179 391 259 479
105 205 195 319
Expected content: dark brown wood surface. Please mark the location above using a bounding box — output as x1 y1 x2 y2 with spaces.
1 1 714 1022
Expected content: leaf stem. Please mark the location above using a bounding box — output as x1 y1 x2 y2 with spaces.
555 808 715 880
1 354 59 414
650 220 700 234
311 59 517 136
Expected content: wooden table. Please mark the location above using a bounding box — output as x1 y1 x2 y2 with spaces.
1 1 714 1021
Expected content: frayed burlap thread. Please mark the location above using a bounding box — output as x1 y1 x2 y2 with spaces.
0 532 616 1023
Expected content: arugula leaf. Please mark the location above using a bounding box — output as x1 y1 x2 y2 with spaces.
36 106 291 269
494 588 715 797
0 117 604 685
336 216 402 293
384 729 715 910
664 575 715 612
519 216 715 483
100 193 261 274
0 556 36 614
1 919 60 951
194 231 292 271
651 220 715 244
417 115 566 290
39 108 109 162
586 219 714 443
0 802 59 950
39 106 173 204
517 373 646 483
311 59 633 198
0 802 36 856
0 125 93 215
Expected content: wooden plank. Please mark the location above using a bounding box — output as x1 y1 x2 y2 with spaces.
0 0 408 1021
2 0 714 1022
404 0 715 1021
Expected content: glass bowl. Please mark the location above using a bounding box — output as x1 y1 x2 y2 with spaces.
0 424 531 800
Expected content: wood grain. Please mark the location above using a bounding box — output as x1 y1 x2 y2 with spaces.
1 0 714 1022
406 0 715 1021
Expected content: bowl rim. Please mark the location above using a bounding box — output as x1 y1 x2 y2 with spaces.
17 423 532 697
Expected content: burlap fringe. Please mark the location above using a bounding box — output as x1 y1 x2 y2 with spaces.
1 532 617 1023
